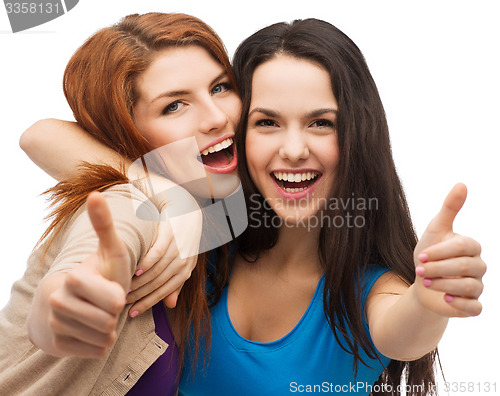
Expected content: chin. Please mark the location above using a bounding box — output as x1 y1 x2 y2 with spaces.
181 172 241 200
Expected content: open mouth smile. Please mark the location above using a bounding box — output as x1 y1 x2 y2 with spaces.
271 170 321 197
200 137 237 174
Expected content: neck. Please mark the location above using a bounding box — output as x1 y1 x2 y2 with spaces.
262 222 323 276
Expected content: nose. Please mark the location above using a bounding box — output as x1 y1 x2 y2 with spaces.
278 127 309 162
198 97 228 134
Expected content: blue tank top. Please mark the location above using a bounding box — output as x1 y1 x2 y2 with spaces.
179 266 391 395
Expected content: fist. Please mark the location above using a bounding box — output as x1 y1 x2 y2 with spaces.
413 183 486 317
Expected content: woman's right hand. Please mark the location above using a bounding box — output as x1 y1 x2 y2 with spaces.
27 192 131 358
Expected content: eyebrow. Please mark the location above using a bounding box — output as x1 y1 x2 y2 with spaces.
150 71 229 104
248 107 338 119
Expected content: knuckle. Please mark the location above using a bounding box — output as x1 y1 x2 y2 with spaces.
48 314 62 333
52 335 68 351
95 346 110 358
479 260 487 276
455 237 468 255
462 279 476 296
457 257 469 276
472 302 483 316
182 269 193 282
104 331 118 348
150 246 165 261
102 316 119 333
48 293 64 311
65 271 83 289
477 282 484 297
473 240 482 255
109 298 125 315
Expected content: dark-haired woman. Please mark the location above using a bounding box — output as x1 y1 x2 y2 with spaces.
20 18 485 396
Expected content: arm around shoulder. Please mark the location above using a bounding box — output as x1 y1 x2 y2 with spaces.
20 119 127 181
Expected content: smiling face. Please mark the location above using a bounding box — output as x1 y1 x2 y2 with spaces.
132 45 241 197
245 55 340 225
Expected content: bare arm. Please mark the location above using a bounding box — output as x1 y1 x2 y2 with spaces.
366 273 448 361
20 119 128 181
366 184 485 361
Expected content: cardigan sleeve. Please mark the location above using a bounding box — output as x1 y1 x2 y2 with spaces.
45 184 160 278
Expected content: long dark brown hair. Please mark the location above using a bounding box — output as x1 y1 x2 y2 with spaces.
227 19 437 395
38 12 238 372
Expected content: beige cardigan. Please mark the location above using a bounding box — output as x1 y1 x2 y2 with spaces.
0 185 170 395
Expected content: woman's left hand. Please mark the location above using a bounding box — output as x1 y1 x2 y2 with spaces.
126 202 202 316
413 183 486 318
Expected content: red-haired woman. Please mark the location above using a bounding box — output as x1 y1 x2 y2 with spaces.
0 12 240 395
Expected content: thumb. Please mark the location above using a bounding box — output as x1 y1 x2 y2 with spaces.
426 183 467 235
87 192 130 289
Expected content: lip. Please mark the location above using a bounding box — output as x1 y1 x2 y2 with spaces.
199 134 235 153
270 169 322 200
200 134 238 174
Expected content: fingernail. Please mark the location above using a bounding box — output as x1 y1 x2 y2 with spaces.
419 253 428 263
423 278 432 287
130 310 139 318
135 269 144 276
415 266 425 276
128 288 132 293
444 294 454 303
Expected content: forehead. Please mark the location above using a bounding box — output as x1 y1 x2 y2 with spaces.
135 45 226 102
251 55 335 106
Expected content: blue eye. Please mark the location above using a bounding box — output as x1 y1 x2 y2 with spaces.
211 82 231 95
163 101 183 115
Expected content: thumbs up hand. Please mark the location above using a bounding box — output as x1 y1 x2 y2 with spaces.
413 183 486 318
29 192 131 358
86 191 131 291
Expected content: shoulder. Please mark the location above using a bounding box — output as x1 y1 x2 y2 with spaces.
364 270 410 321
367 270 409 297
359 265 392 302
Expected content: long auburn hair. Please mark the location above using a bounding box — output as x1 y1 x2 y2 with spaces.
39 12 237 372
228 19 437 395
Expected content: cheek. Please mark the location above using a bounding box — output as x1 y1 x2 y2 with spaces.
245 134 263 181
321 139 341 193
223 94 242 126
323 136 340 171
142 120 195 148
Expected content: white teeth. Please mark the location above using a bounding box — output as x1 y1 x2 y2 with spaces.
201 138 233 156
284 187 307 193
273 171 318 182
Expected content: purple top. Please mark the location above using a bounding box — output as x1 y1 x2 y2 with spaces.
127 302 180 395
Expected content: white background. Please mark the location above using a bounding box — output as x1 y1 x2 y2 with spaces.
1 1 499 393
